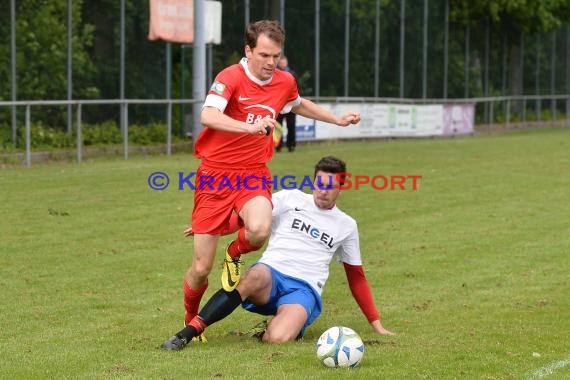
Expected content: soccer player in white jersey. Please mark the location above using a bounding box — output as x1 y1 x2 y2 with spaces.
162 156 394 350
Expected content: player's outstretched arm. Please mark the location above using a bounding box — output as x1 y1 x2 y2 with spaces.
291 98 360 127
343 262 395 336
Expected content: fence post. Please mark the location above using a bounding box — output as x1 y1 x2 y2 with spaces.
76 103 82 164
522 98 527 127
123 102 128 160
167 101 172 156
484 19 490 124
10 0 17 145
506 99 510 129
566 98 570 127
552 98 556 127
25 105 31 167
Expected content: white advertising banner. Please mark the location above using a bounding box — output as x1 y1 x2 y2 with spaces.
302 103 451 141
443 104 475 136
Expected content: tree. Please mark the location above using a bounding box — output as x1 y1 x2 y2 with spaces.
0 0 95 128
0 0 95 101
451 0 570 98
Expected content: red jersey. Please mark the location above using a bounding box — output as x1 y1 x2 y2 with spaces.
194 58 300 167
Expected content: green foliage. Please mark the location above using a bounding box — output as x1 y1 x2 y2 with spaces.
451 0 570 33
82 121 122 146
1 0 570 113
128 123 170 146
0 121 175 150
0 122 73 149
81 122 172 146
0 123 13 149
0 0 96 129
5 0 95 101
80 0 166 124
30 123 75 148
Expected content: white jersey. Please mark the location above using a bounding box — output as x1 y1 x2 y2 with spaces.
259 189 362 295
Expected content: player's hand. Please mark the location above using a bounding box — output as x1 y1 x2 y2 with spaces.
250 116 277 135
183 226 194 237
370 320 396 336
337 111 361 127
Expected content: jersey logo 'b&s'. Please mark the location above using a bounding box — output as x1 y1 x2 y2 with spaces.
243 104 277 124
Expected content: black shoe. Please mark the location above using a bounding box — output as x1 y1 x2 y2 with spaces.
288 146 295 152
161 335 188 351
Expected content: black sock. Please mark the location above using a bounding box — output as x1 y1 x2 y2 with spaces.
199 289 243 325
176 325 199 341
176 289 243 341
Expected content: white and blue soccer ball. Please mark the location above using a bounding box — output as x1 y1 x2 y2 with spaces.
316 326 365 368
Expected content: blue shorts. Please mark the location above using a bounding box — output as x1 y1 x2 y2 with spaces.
241 263 323 336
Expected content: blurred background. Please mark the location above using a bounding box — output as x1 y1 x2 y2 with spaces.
1 0 569 153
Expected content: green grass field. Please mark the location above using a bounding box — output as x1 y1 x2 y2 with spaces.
1 128 569 379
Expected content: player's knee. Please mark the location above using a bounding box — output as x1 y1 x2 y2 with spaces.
240 268 263 289
263 329 296 344
246 221 271 244
189 261 213 279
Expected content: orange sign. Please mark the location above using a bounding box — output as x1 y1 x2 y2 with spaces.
148 0 194 43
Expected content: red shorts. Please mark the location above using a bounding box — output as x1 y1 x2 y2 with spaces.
191 164 273 234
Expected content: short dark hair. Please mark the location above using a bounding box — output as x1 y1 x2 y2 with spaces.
314 156 347 185
245 20 285 49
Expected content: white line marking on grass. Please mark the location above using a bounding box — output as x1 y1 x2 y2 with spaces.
526 356 570 379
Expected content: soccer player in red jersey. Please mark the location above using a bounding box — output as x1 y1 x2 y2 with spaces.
180 20 361 338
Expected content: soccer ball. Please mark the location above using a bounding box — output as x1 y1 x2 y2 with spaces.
316 326 365 368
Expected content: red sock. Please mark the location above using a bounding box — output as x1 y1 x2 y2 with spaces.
183 280 208 325
188 315 207 334
227 227 263 258
220 214 241 236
